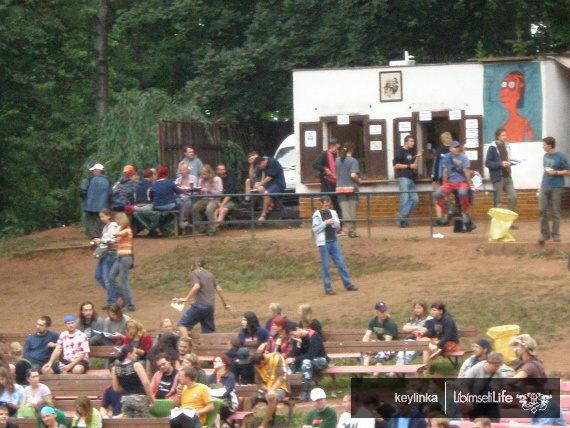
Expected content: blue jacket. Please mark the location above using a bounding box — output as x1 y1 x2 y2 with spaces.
389 406 426 428
82 175 111 213
485 141 512 183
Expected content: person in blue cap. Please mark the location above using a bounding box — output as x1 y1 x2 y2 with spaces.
39 406 66 428
42 316 89 375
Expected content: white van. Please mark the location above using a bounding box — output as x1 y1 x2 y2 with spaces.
274 134 296 191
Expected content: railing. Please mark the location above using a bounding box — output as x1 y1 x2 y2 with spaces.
187 188 494 239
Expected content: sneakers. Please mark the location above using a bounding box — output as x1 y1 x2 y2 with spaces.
553 236 561 242
345 285 358 291
348 231 360 238
433 218 449 227
538 236 548 245
337 228 349 236
325 290 337 296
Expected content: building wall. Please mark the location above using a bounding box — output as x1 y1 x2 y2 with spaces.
543 61 570 159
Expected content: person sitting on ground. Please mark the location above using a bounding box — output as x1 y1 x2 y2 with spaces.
190 164 223 237
298 303 323 336
99 383 123 419
0 405 19 428
262 316 295 358
420 302 459 367
250 352 289 428
110 165 137 212
286 324 329 402
433 140 477 232
214 163 237 229
134 168 155 212
151 166 185 229
252 155 286 221
0 368 23 416
150 354 179 400
42 316 90 375
180 353 208 385
176 337 193 368
171 366 213 428
39 406 66 428
457 338 492 378
147 331 180 375
306 387 337 428
207 355 237 427
76 301 104 345
71 395 102 428
21 316 59 373
174 163 198 227
111 344 153 418
16 370 53 418
396 300 432 365
91 303 131 346
119 319 152 363
362 301 399 366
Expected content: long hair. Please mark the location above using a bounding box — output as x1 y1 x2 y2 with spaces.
199 165 217 183
126 319 146 340
0 367 15 394
114 212 130 228
242 311 260 336
298 303 313 328
78 301 98 326
339 142 354 162
413 300 428 319
117 344 134 362
75 396 93 423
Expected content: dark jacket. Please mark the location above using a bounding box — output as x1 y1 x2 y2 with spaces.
111 177 135 209
389 406 426 428
292 329 329 365
424 312 459 349
485 141 511 183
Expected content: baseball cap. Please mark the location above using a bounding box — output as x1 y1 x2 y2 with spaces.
63 315 76 323
450 140 461 148
474 338 492 353
40 406 56 415
89 163 105 171
374 302 388 311
310 388 327 401
237 347 250 364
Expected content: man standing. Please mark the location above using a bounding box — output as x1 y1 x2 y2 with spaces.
362 302 398 366
81 163 111 238
250 352 289 428
311 195 358 295
457 338 492 378
22 316 59 372
312 138 346 235
393 135 422 228
214 164 237 227
485 128 517 221
178 146 203 177
538 136 569 244
252 156 286 221
42 316 90 374
433 140 477 232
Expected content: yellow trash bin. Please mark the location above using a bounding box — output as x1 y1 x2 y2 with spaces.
486 324 520 364
488 208 519 242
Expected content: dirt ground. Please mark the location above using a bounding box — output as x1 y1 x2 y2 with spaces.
1 219 569 377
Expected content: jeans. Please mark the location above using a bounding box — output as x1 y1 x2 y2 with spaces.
191 199 219 233
318 240 352 292
492 176 517 211
338 193 359 233
94 251 117 305
396 177 419 218
154 200 184 225
108 255 135 309
539 186 563 239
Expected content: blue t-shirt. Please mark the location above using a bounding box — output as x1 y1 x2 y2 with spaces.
541 151 569 188
150 179 183 207
442 153 470 183
256 157 286 191
23 331 60 366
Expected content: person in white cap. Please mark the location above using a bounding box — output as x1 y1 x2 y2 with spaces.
81 163 111 238
305 387 337 428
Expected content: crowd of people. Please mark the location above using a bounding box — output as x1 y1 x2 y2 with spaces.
0 291 564 428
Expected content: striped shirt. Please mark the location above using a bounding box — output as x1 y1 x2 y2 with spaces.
116 228 133 256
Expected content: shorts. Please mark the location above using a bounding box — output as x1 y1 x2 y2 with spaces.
261 182 285 195
257 388 288 403
177 304 215 333
430 338 459 356
52 358 89 374
222 200 236 211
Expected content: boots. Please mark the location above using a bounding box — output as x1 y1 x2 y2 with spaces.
461 213 477 233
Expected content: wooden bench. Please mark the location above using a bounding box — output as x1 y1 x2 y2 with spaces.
7 418 172 428
41 373 111 400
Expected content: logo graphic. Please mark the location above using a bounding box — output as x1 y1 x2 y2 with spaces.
517 393 552 413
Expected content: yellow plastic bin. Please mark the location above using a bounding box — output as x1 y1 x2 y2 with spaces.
488 208 519 242
486 324 520 364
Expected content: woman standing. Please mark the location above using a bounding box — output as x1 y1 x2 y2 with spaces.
207 355 237 426
16 370 53 418
71 396 102 428
0 367 23 416
111 345 153 418
335 142 361 238
108 213 135 311
175 257 231 336
92 208 118 309
120 319 152 363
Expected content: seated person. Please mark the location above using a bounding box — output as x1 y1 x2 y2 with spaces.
263 302 293 332
252 156 286 221
134 168 154 212
0 405 19 428
147 331 180 375
362 302 399 366
262 316 295 358
150 354 179 400
238 312 269 351
71 396 102 428
250 352 289 428
298 303 323 335
21 316 59 373
16 370 53 418
110 165 136 212
90 303 131 346
76 301 104 345
39 406 66 428
232 347 255 385
180 353 208 385
396 300 432 365
171 366 213 428
42 316 89 375
420 302 459 368
151 166 185 228
176 337 193 368
286 325 329 402
0 368 24 416
99 384 122 419
190 165 222 236
214 164 237 228
241 151 261 206
119 319 152 363
207 355 237 426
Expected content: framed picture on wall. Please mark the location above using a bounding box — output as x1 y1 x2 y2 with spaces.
379 71 403 102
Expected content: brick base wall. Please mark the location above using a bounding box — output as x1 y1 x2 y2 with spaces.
299 189 570 221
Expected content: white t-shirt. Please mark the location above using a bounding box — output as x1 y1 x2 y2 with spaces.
23 383 51 405
337 411 375 428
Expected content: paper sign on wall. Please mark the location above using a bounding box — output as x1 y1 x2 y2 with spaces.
465 150 478 161
465 119 478 129
337 115 350 125
465 139 479 149
466 129 479 139
449 110 462 120
304 130 317 148
398 121 411 132
370 140 382 151
419 111 432 121
369 125 382 135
